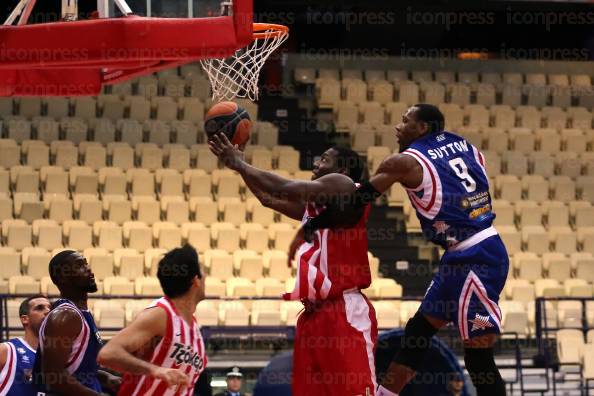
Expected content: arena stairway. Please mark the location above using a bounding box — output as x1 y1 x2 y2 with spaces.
366 204 436 296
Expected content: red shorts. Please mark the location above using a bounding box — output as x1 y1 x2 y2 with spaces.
292 289 378 396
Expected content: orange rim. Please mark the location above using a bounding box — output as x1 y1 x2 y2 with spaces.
252 23 289 39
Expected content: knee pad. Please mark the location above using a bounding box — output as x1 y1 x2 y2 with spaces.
392 312 439 372
464 348 506 396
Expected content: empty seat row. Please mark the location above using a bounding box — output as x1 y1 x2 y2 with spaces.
492 199 594 227
1 94 209 120
0 142 297 174
317 75 593 109
297 68 590 88
334 101 594 131
498 224 594 255
0 166 303 204
0 116 278 149
0 219 299 252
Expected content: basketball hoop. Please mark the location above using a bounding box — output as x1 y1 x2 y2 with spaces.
200 22 288 102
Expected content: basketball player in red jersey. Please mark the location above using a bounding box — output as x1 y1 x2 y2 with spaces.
209 133 378 396
98 245 208 396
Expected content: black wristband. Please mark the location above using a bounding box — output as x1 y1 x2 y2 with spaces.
352 180 382 207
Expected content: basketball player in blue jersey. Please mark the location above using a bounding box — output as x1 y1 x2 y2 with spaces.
302 104 508 396
32 250 120 396
0 295 51 396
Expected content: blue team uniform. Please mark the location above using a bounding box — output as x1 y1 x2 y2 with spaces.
402 131 509 339
33 299 102 394
0 338 37 396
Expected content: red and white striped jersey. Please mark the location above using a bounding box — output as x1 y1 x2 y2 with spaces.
117 297 207 396
283 201 372 302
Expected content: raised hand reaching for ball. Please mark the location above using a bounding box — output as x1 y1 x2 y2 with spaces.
208 132 246 171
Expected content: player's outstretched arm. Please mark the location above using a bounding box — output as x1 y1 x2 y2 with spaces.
97 307 190 388
41 308 104 396
209 132 356 204
300 153 422 238
369 153 422 194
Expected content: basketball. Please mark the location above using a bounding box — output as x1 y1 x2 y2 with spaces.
204 101 252 147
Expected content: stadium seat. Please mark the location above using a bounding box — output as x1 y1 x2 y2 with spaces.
73 194 102 224
134 277 162 296
246 198 274 226
523 175 549 202
114 249 144 280
32 219 62 250
517 201 542 227
500 301 529 337
103 276 134 295
63 220 92 250
535 278 564 298
549 227 576 255
220 198 246 226
550 176 576 203
191 197 218 226
252 300 282 326
235 250 263 281
211 223 240 252
25 143 50 170
165 146 191 171
510 128 535 154
181 223 210 253
9 275 40 294
95 221 123 251
69 166 98 195
195 300 219 326
122 221 152 252
153 222 181 250
226 277 256 298
255 278 285 297
219 301 250 326
103 195 132 224
397 81 420 105
281 301 302 326
370 81 394 104
558 301 583 329
0 143 20 169
264 250 291 280
41 166 69 195
3 219 32 250
241 223 268 253
0 247 22 280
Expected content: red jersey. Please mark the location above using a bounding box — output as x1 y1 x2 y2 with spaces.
117 297 207 396
283 202 371 302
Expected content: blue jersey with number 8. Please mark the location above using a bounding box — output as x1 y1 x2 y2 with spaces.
402 131 495 249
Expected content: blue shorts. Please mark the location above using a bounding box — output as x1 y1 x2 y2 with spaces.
419 234 509 340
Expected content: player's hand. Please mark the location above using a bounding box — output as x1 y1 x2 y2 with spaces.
208 132 245 171
287 226 305 267
151 367 191 387
103 372 122 393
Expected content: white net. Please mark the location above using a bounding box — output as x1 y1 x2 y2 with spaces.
200 24 288 102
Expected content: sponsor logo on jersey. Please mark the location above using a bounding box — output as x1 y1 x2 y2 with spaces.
169 342 204 372
436 133 446 142
460 198 470 209
469 204 491 220
465 191 490 208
